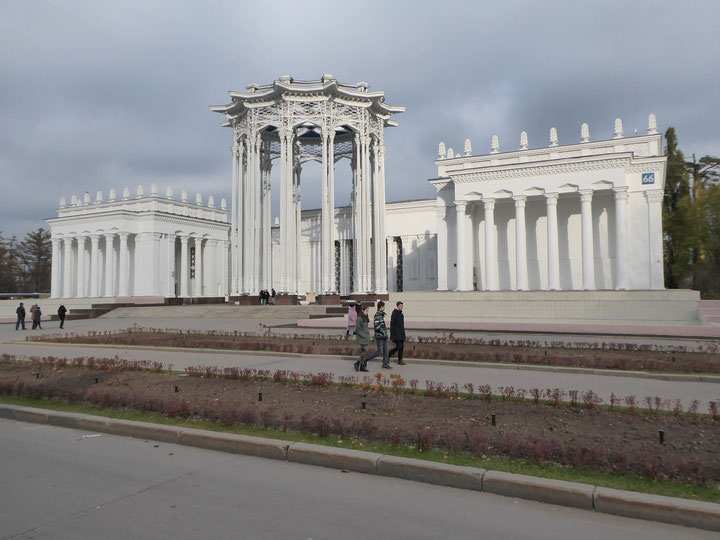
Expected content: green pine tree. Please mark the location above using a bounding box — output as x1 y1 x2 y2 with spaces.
16 228 52 292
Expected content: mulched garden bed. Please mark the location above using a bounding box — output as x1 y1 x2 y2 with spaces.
29 328 720 374
1 358 718 485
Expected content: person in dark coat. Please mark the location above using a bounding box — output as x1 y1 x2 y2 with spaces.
15 302 26 330
270 288 276 305
354 306 379 372
388 301 407 365
32 305 42 330
57 304 67 329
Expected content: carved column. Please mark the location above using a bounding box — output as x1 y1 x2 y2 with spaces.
321 131 331 293
75 236 86 298
295 160 302 295
646 190 664 289
237 143 246 293
436 203 448 291
62 237 74 298
166 234 176 298
361 135 372 292
206 239 218 297
613 187 630 290
483 198 498 291
89 235 100 297
242 135 253 294
179 235 189 297
195 237 204 297
455 200 470 291
513 196 528 291
580 190 595 290
351 137 361 293
50 238 61 298
252 134 261 294
118 233 129 297
219 239 229 297
103 234 115 297
231 144 239 294
327 131 335 293
372 142 387 293
545 194 560 290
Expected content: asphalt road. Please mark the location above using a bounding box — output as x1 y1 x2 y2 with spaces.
0 418 714 540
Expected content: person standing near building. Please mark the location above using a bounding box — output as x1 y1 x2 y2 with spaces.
57 304 67 329
270 288 276 305
353 305 375 372
15 302 26 330
388 301 407 366
373 301 391 369
346 302 358 336
32 305 42 330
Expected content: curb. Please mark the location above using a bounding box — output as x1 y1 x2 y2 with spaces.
1 404 719 532
8 340 720 384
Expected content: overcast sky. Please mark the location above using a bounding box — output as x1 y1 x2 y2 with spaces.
1 0 718 240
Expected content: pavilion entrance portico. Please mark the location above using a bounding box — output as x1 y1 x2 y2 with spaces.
211 75 404 299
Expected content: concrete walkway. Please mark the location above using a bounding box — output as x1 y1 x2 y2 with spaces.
2 317 720 411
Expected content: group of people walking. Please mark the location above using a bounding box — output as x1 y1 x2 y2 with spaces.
259 289 276 305
350 300 406 372
15 302 67 330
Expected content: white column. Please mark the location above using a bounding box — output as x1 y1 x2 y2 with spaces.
237 144 245 293
580 189 595 290
89 234 100 297
166 234 175 297
75 236 86 298
195 237 204 297
62 237 74 298
179 235 189 297
243 136 253 294
206 239 217 297
220 239 229 296
513 196 528 290
545 193 560 290
483 198 498 291
646 190 665 289
373 143 388 293
614 187 630 290
351 138 361 293
118 233 129 297
253 135 261 294
295 163 302 295
362 136 372 292
148 233 161 296
50 238 61 298
231 145 239 294
455 200 470 291
104 234 115 297
436 203 448 291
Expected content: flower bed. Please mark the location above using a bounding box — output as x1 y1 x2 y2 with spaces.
2 355 718 486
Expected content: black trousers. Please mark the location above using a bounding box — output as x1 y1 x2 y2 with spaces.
59 315 65 328
388 340 404 362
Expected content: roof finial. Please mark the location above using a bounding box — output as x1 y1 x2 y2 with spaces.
491 135 500 154
151 183 158 196
438 141 446 159
464 138 472 156
166 186 173 199
520 131 528 150
221 198 227 210
614 118 623 139
446 147 454 159
71 195 78 206
195 193 203 205
648 113 657 134
95 191 103 203
136 185 144 198
109 189 116 202
208 195 215 208
83 192 90 205
122 187 130 200
581 123 590 143
59 196 66 208
549 127 558 147
181 189 188 203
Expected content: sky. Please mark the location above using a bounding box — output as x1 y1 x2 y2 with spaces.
1 0 718 240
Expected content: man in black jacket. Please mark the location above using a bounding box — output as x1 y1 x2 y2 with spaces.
58 304 67 329
388 301 407 366
15 302 26 330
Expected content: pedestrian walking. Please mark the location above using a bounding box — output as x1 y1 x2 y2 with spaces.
388 301 407 365
270 288 276 305
32 305 42 330
260 290 267 305
354 305 378 372
15 302 26 330
57 304 67 329
346 302 358 336
373 301 391 369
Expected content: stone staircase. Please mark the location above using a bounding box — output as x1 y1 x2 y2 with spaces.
699 300 720 326
103 304 333 319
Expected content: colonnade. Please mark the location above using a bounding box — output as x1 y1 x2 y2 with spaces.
51 233 228 298
438 188 664 291
231 130 387 296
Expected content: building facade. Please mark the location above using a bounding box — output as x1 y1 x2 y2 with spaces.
47 186 230 299
433 116 667 291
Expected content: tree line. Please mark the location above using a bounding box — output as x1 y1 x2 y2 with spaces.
0 228 51 293
0 131 717 296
